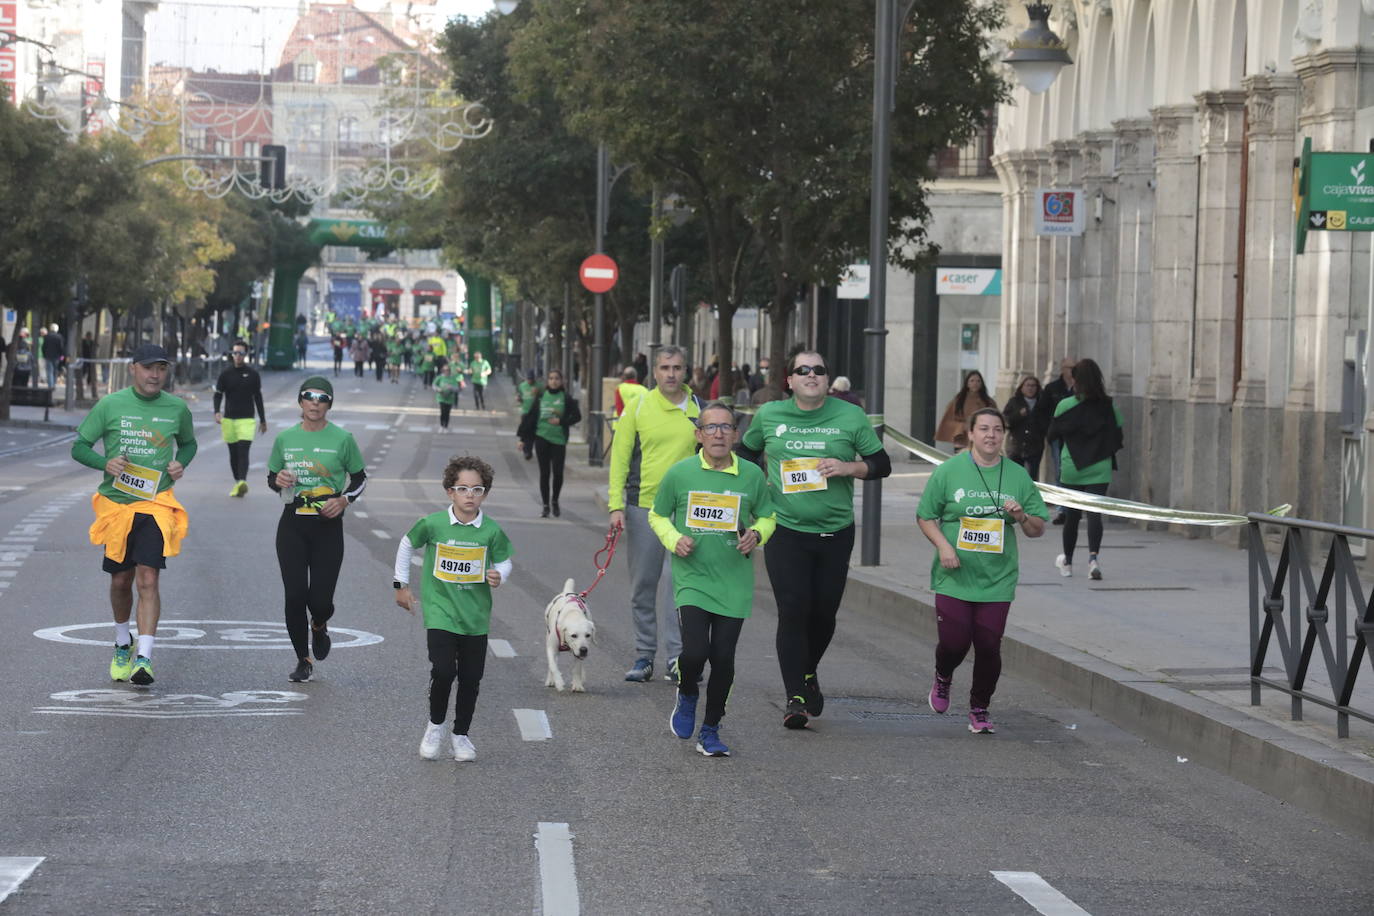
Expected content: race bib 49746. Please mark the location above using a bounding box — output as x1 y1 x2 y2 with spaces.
433 543 486 584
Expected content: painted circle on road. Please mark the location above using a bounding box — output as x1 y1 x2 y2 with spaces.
33 619 384 650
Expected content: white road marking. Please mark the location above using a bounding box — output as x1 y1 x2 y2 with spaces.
990 871 1092 916
34 460 65 468
0 857 44 904
534 822 579 916
513 708 552 741
372 529 389 540
489 639 516 658
365 423 390 430
353 511 368 518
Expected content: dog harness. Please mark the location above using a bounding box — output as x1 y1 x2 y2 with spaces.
556 595 591 653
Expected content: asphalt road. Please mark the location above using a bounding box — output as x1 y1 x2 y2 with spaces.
1 364 1371 915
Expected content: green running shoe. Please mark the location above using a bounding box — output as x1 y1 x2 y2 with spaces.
110 643 134 682
129 656 155 686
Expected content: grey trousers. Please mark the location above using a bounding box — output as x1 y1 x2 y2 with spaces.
623 503 681 662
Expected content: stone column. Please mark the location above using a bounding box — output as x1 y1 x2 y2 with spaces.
1232 74 1298 520
1142 104 1200 509
1079 130 1118 373
1180 90 1246 518
1111 118 1156 506
993 149 1052 393
1048 140 1084 372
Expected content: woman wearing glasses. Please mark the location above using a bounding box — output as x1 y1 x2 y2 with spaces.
739 350 891 730
267 377 368 683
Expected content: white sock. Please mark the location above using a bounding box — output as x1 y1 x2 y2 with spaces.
115 622 132 646
137 634 155 659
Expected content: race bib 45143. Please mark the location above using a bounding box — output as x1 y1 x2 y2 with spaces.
112 461 162 501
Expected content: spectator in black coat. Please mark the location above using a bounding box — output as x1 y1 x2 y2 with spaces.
1004 375 1050 480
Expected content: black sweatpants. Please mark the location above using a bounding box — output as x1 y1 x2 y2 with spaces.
763 523 856 699
275 510 344 659
534 436 566 507
439 402 453 429
676 605 744 727
428 629 488 734
472 383 486 409
1061 481 1110 563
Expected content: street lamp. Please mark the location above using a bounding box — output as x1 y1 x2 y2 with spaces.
1003 3 1073 95
493 1 520 15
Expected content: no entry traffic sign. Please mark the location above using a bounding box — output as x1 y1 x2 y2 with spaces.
580 254 619 293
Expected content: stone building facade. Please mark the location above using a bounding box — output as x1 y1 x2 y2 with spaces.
989 0 1374 529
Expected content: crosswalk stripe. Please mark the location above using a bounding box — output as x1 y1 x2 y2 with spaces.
0 857 44 904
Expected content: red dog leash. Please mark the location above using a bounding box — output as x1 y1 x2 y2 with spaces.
577 523 622 600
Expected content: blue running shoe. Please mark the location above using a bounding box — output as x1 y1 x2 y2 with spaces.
696 724 730 757
670 689 698 738
624 658 653 682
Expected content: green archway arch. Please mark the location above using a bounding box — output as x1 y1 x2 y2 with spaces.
266 219 494 369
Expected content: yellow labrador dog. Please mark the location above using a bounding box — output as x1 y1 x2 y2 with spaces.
545 578 596 692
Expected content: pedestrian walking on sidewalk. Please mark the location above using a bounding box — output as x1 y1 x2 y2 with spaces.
1004 375 1050 480
213 341 267 497
517 368 581 517
652 402 776 757
608 345 702 684
393 455 514 763
739 349 891 730
267 377 368 683
71 344 199 688
1046 358 1124 581
917 407 1048 734
935 370 997 452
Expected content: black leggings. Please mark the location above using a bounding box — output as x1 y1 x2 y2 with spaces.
676 605 744 727
763 523 855 698
472 383 485 409
353 360 365 377
275 511 344 659
226 440 252 481
534 437 566 507
439 402 453 429
1061 481 1110 563
428 629 487 734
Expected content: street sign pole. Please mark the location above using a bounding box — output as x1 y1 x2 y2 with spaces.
589 143 610 467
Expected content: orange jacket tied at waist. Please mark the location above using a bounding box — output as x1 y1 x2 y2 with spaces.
89 491 188 563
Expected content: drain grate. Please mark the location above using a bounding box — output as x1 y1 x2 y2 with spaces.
847 710 942 722
1089 586 1194 591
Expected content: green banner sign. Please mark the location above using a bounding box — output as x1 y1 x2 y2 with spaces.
1297 138 1374 253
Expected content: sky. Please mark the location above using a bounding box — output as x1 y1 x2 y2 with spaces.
144 0 499 73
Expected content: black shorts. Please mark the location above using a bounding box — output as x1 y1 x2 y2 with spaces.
102 512 167 574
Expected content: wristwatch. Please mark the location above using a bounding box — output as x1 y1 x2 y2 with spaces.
393 580 405 589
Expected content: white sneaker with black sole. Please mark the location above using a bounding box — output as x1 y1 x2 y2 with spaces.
1055 554 1072 578
1089 558 1103 580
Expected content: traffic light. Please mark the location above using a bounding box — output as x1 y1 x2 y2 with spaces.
261 145 287 191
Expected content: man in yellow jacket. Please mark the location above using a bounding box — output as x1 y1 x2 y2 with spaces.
608 345 700 683
71 344 198 686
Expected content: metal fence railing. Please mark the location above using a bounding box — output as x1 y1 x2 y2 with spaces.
1247 514 1374 738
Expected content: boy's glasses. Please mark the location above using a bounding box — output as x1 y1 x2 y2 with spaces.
698 423 735 434
448 485 487 495
790 364 827 377
299 391 333 404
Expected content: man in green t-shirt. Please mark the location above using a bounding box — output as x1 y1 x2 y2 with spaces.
393 455 514 762
469 353 492 410
739 350 891 729
650 403 776 757
70 344 198 686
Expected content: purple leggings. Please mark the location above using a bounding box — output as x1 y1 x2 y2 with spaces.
934 594 1011 709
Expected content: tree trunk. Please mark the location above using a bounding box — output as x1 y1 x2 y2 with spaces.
714 304 735 404
768 289 796 390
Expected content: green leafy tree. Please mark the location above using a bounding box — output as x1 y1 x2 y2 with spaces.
511 0 1007 387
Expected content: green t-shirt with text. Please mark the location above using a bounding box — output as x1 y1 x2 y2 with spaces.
537 390 568 445
76 387 197 503
435 374 460 405
916 453 1049 603
267 422 365 503
740 396 883 533
651 454 772 619
406 510 514 635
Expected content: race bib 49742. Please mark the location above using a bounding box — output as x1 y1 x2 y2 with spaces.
685 491 741 531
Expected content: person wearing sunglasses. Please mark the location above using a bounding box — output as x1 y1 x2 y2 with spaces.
650 403 776 757
739 349 891 730
393 455 513 762
267 377 368 683
213 340 267 498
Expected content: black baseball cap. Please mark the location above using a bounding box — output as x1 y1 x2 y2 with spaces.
130 344 171 366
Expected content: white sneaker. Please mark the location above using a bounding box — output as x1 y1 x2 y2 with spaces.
1055 554 1073 578
452 733 476 762
1089 558 1103 580
419 722 446 759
